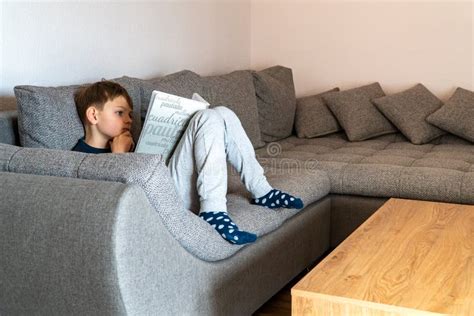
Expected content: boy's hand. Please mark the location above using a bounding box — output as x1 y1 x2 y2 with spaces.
110 131 134 153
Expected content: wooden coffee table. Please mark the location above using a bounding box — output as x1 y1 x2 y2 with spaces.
292 198 473 315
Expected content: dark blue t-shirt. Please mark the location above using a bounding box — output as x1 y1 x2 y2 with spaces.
72 138 111 154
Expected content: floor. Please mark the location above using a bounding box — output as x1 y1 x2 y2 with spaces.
252 276 294 316
253 250 331 316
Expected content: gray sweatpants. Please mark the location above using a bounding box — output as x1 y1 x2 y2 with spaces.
168 106 272 213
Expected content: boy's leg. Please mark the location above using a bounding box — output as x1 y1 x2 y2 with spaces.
212 106 272 197
213 106 303 209
169 109 256 245
169 110 227 213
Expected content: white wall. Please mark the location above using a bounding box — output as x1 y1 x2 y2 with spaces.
2 1 473 101
251 0 473 100
0 0 251 96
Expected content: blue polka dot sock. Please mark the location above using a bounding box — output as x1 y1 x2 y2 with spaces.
251 189 304 209
199 211 257 245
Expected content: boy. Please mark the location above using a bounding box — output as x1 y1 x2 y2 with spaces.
73 81 134 153
73 81 304 245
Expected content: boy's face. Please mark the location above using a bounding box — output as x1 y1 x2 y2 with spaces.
93 96 133 139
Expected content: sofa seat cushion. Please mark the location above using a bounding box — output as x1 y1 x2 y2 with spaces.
227 166 330 236
256 133 474 204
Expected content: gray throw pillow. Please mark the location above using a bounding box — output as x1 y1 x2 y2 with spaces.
201 71 264 148
15 84 82 150
252 66 296 142
426 87 474 143
323 82 397 141
295 88 341 138
373 84 445 144
127 70 203 121
14 77 142 150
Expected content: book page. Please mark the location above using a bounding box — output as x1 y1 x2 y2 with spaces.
135 91 208 162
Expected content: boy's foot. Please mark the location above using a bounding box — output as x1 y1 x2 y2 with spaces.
251 189 304 209
199 211 257 245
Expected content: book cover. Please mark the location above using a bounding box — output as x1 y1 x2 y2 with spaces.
135 91 209 162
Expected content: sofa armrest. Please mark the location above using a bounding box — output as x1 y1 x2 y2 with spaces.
0 110 19 145
0 172 147 314
1 144 246 261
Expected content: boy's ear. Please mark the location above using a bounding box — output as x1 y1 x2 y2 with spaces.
85 107 99 125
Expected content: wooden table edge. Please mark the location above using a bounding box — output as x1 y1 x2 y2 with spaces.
291 289 446 316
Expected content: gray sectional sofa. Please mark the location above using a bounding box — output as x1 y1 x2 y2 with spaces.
0 66 473 315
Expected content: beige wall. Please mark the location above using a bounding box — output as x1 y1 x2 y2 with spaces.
251 0 473 100
0 1 251 96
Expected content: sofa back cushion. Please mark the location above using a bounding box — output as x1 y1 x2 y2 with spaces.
201 70 264 148
427 87 474 143
0 110 19 146
252 66 296 142
132 70 203 120
15 84 82 149
323 82 397 141
373 83 445 144
295 88 341 138
14 77 142 150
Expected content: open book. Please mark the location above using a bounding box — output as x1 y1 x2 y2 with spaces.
135 91 210 161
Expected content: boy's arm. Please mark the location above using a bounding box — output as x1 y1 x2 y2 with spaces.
110 131 134 153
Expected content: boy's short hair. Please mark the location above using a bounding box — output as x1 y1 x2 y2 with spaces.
74 80 133 124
